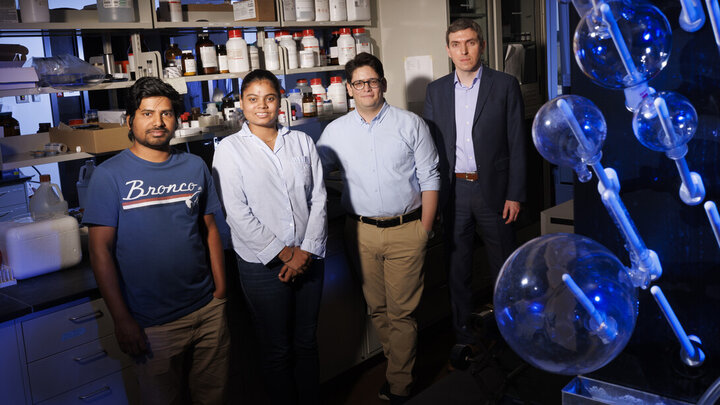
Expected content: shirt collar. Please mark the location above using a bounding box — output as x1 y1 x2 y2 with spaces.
453 65 483 89
351 101 390 125
239 121 288 137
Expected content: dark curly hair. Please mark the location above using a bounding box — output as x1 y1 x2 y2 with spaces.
125 77 183 141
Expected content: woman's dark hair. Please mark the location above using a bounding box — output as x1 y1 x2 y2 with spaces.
125 77 183 141
345 52 384 81
241 69 282 97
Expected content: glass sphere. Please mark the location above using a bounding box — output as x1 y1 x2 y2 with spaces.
532 95 607 181
494 233 638 375
632 91 698 154
574 0 672 89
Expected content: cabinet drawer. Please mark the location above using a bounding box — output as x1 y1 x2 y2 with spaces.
22 299 114 362
37 368 138 405
28 334 132 403
0 183 27 208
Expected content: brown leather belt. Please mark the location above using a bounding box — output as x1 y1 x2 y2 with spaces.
455 172 478 181
348 209 422 228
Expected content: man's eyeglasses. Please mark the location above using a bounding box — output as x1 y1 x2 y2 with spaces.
350 78 383 90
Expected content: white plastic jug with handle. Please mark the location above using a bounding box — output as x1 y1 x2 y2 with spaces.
76 160 96 209
30 175 69 220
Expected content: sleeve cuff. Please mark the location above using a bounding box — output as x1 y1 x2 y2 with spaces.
301 239 326 259
257 238 286 265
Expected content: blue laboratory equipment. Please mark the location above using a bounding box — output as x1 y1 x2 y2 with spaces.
706 0 720 53
532 95 661 288
493 233 638 375
679 0 706 32
650 286 705 367
704 201 720 249
632 91 706 205
572 0 671 110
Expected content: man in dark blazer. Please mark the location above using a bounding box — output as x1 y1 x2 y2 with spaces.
423 18 526 347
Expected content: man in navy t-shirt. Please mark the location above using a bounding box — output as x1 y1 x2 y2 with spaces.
83 77 229 404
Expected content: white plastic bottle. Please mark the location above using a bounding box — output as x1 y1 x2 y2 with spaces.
327 76 348 113
295 0 314 22
264 36 280 70
310 78 327 100
346 0 370 21
294 78 312 95
329 0 347 21
76 160 96 209
249 45 260 70
282 0 296 21
287 88 304 118
315 0 330 22
277 31 299 69
337 28 356 65
301 29 320 67
353 27 372 55
226 29 250 73
30 175 68 221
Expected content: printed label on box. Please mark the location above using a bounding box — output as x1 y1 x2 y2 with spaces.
233 0 257 21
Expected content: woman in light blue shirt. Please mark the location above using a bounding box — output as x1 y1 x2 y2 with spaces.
212 69 327 405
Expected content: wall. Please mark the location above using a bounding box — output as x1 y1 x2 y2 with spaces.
374 0 450 115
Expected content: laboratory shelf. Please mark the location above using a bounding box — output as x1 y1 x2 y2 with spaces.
1 151 95 171
285 65 346 75
280 20 371 28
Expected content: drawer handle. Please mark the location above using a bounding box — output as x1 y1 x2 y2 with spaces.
69 310 104 323
73 349 108 364
78 385 111 401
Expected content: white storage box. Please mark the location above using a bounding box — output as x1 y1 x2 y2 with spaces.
0 215 82 279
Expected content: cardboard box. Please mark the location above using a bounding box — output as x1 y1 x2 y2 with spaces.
233 0 275 21
49 123 132 154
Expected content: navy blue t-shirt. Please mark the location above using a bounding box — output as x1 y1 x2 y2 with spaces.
83 149 221 327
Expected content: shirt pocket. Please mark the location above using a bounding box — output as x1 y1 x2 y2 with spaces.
291 155 313 190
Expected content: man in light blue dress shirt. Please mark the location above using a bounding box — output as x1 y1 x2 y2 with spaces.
317 53 440 404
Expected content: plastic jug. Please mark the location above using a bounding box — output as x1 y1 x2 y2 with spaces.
76 160 96 209
30 175 69 220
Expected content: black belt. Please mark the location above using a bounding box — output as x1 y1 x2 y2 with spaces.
348 209 422 228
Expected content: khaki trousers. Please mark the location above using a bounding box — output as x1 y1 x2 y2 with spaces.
135 296 230 405
345 218 429 397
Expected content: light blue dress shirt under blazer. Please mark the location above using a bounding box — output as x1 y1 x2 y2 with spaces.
317 102 440 217
454 66 483 173
212 123 327 265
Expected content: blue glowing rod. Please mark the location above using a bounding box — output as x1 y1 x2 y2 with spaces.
679 0 706 32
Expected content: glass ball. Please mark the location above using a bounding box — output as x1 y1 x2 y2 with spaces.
632 91 698 154
532 95 606 181
573 0 672 89
494 233 638 375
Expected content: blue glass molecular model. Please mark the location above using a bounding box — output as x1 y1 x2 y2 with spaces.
494 233 637 375
495 0 720 377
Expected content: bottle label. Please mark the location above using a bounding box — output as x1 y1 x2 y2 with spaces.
330 46 338 58
357 43 371 54
183 59 197 75
218 55 229 72
200 46 218 68
303 101 317 114
103 0 131 9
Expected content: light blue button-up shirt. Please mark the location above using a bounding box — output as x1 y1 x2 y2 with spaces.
317 102 440 217
212 123 327 264
454 66 483 173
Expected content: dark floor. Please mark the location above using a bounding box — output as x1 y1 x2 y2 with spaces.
319 316 573 405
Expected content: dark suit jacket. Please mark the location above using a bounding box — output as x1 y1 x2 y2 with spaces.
423 66 527 212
